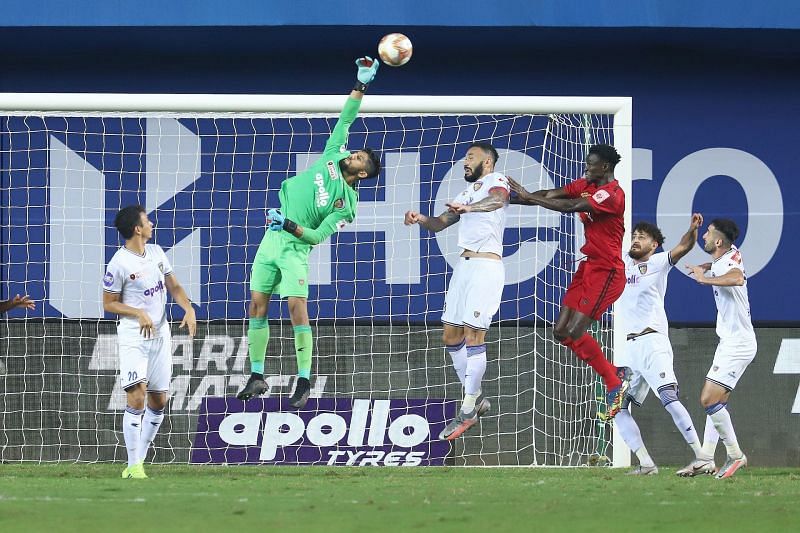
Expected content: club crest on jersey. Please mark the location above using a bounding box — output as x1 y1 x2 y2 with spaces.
638 264 648 275
103 272 114 288
158 262 164 273
592 189 610 203
473 182 483 191
129 273 136 280
298 279 305 286
327 160 339 180
334 198 344 209
659 372 666 378
473 311 481 318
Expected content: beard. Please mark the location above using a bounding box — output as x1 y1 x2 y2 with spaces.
703 240 716 253
464 163 484 183
628 247 647 260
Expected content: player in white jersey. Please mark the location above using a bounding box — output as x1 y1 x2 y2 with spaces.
102 205 196 479
685 218 755 479
404 142 509 440
614 214 712 476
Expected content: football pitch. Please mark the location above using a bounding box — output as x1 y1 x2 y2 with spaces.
1 465 799 532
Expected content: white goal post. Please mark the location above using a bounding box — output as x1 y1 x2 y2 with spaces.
0 93 631 467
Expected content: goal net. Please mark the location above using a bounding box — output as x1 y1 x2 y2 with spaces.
0 94 631 466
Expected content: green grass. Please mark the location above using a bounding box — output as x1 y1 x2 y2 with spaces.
1 464 799 532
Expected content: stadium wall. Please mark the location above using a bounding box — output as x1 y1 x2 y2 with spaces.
1 322 799 466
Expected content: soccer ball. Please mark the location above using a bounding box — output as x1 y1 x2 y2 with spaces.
378 33 413 67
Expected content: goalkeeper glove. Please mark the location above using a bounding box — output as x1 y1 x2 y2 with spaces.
267 208 284 231
355 56 379 85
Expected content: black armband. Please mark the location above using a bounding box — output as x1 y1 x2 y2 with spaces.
353 81 369 93
282 218 298 234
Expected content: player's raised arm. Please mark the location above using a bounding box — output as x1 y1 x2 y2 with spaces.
669 213 703 264
323 57 379 155
507 176 569 205
404 210 460 233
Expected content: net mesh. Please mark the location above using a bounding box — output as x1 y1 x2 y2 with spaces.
1 108 618 465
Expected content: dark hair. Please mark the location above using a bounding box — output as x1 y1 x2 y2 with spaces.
632 221 665 246
469 142 499 165
114 205 146 240
588 144 621 168
710 218 739 245
362 148 382 179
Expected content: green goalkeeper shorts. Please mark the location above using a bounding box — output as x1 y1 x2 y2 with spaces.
250 231 311 298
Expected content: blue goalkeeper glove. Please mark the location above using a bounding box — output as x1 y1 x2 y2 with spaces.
267 208 285 231
355 56 379 85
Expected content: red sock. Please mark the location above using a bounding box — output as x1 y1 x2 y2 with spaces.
568 334 620 390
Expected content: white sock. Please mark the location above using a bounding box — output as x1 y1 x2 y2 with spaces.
709 406 743 459
615 408 655 467
702 415 720 459
664 401 703 458
462 345 487 413
137 406 165 464
446 340 467 386
123 406 144 467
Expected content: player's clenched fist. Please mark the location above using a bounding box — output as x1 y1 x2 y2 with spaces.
404 210 423 226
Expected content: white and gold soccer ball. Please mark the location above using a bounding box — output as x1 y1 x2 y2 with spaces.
378 33 413 67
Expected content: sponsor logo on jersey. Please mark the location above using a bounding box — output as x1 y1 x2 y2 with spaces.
713 365 719 372
327 160 339 180
638 264 648 275
334 198 344 209
592 189 611 203
130 273 136 280
143 280 165 297
473 182 483 191
339 144 346 153
626 274 638 284
103 272 114 287
314 173 330 207
581 192 591 198
336 219 347 231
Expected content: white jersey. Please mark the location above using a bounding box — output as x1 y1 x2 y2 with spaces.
709 245 755 343
103 244 173 340
617 251 672 335
452 172 509 256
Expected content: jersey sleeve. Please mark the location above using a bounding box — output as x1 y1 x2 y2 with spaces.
296 210 350 246
651 251 673 271
156 245 174 276
103 258 124 294
587 185 624 216
722 249 745 273
488 174 511 195
562 178 586 198
323 97 362 156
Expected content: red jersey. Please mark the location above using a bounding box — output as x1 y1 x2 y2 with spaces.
563 177 625 269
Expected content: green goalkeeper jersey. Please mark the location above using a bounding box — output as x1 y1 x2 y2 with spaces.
278 97 361 247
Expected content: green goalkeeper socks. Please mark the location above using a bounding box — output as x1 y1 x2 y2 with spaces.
247 317 269 375
294 325 313 379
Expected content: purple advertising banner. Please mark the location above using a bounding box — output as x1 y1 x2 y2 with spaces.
190 398 457 466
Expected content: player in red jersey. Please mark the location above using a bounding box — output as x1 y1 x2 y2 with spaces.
507 144 631 418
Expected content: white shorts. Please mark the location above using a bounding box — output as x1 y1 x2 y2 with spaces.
441 257 504 331
118 329 173 392
706 337 757 390
622 332 677 406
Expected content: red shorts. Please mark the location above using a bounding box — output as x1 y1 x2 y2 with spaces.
562 261 625 320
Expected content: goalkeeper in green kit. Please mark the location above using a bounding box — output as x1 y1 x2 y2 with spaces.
237 57 382 408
